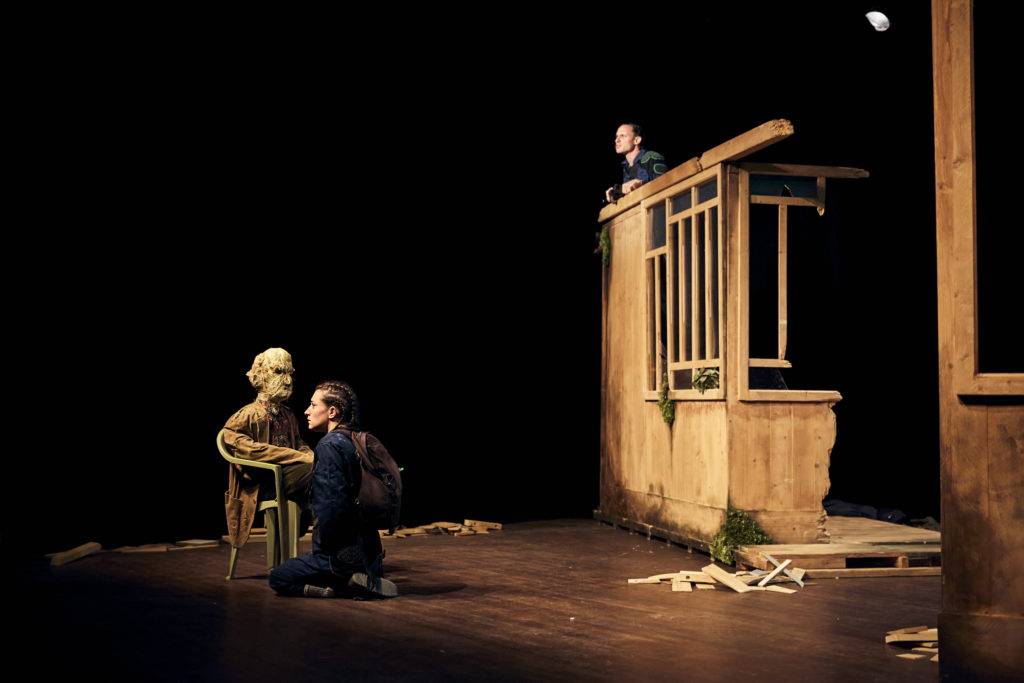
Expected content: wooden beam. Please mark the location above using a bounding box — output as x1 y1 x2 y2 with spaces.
49 541 103 567
886 628 938 644
778 204 788 360
749 359 793 368
699 119 795 168
738 162 869 179
805 566 941 579
750 196 822 208
764 553 805 587
758 559 792 586
702 563 754 593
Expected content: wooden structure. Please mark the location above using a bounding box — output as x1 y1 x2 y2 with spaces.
734 516 941 576
596 120 867 547
932 1 1024 679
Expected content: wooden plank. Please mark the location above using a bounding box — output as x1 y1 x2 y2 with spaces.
758 559 791 586
704 207 714 360
672 579 693 592
743 390 843 402
825 516 940 544
888 625 930 635
739 163 869 179
49 541 103 567
699 119 795 168
768 403 795 509
702 563 754 593
886 628 938 644
805 567 942 579
750 196 821 208
749 358 792 368
777 204 787 361
764 585 797 594
764 553 805 587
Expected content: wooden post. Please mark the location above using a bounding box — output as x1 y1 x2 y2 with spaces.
932 1 1024 679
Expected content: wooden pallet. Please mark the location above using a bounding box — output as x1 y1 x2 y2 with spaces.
735 517 941 577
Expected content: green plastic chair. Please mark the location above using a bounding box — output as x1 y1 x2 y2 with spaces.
217 429 301 579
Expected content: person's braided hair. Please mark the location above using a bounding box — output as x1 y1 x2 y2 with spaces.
315 380 360 429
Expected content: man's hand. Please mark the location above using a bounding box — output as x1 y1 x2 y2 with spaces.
622 179 642 193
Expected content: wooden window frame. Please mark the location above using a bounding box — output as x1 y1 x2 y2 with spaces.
643 165 726 401
948 1 1024 396
737 164 865 402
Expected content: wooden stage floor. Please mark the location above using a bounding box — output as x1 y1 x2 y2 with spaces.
13 519 941 682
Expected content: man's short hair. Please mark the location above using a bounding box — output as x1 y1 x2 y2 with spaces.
621 122 644 142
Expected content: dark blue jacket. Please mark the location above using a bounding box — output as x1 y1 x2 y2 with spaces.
311 430 362 556
622 148 668 184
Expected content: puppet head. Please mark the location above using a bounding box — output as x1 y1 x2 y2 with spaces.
247 347 295 405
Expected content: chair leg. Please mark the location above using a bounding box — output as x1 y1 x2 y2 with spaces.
286 500 301 560
276 499 290 565
265 508 279 571
227 545 239 580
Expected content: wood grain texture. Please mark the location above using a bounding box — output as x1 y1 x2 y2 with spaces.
15 520 945 682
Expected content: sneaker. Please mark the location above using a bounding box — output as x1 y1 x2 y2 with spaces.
348 572 398 598
303 584 336 598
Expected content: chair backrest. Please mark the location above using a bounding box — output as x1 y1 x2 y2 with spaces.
217 429 285 501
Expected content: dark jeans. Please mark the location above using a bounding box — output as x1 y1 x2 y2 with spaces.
269 551 344 596
269 530 385 597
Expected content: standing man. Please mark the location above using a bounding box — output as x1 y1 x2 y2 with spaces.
222 347 314 553
606 122 669 202
269 380 397 599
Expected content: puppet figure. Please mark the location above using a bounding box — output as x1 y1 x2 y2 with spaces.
222 347 314 550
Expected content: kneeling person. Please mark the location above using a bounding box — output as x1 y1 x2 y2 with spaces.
269 381 397 598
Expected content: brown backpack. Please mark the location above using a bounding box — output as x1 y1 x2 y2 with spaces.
337 429 403 532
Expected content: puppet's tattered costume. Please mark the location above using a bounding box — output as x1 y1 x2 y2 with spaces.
222 348 313 548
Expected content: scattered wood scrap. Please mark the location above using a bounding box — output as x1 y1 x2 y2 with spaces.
114 540 220 553
626 564 807 595
48 541 103 567
702 563 755 593
385 519 502 539
885 626 939 663
175 539 219 548
885 627 938 644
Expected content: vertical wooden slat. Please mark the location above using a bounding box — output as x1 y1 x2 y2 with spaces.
778 204 788 360
768 403 795 510
667 209 677 378
718 168 730 387
646 257 655 392
737 169 751 399
655 254 663 389
691 191 700 363
679 217 687 365
705 206 715 360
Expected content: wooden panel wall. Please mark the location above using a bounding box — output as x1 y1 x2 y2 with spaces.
601 206 729 542
933 1 1024 678
600 161 835 547
727 402 833 543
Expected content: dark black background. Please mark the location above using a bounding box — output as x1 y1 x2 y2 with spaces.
11 2 952 555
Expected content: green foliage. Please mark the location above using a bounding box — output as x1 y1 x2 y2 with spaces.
597 225 611 268
709 507 773 565
692 367 720 394
657 373 674 427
